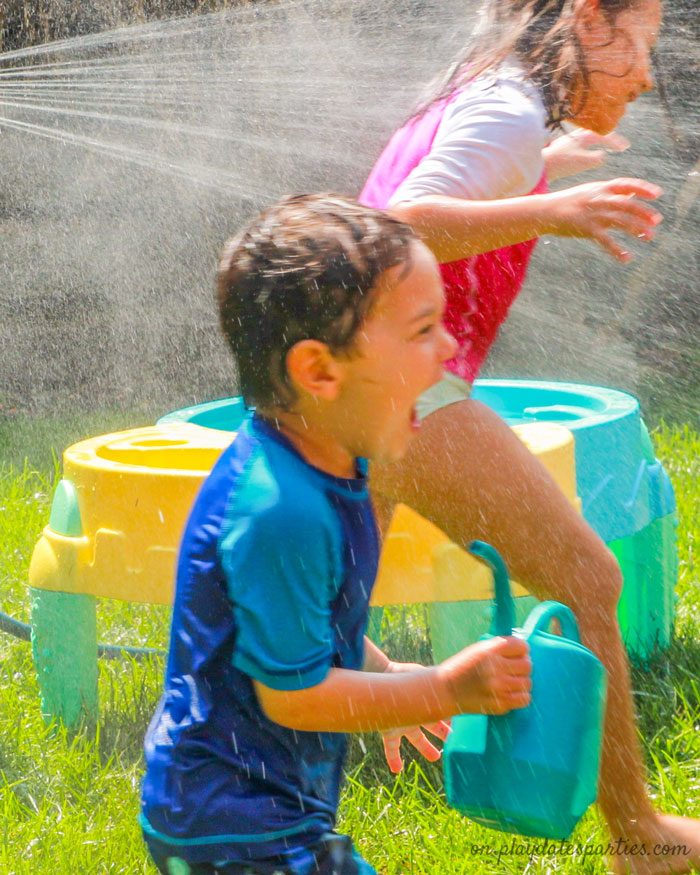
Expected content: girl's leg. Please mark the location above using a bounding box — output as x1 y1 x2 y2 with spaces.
372 398 699 873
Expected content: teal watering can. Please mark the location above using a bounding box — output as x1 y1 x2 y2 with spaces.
443 540 607 840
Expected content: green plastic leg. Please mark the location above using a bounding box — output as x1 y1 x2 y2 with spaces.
610 512 678 663
428 595 541 663
30 587 98 728
366 606 384 645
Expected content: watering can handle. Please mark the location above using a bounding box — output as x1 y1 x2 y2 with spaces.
522 600 581 643
468 540 515 637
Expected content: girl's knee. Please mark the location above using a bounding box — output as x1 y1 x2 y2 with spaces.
573 546 623 616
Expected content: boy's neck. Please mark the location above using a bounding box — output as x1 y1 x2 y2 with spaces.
258 408 357 479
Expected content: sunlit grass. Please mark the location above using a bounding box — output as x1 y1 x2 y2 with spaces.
0 424 698 873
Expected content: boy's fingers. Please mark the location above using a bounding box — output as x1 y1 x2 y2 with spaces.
494 635 529 657
507 656 533 677
382 735 404 774
506 691 533 710
505 675 533 694
421 719 451 741
404 728 442 762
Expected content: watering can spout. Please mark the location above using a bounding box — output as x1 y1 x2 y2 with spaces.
468 540 514 637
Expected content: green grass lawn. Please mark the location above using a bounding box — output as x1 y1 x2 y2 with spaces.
0 421 698 874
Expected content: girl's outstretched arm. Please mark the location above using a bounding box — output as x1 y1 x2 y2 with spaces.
543 129 630 182
391 177 662 264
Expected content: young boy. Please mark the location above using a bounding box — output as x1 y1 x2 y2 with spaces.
140 194 532 875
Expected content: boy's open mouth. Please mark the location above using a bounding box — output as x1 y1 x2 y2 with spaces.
410 405 421 431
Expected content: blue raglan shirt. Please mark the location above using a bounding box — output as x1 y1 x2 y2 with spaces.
140 413 379 864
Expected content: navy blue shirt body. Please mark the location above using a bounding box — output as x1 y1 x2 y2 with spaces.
141 414 379 865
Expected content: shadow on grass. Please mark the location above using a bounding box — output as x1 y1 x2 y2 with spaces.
633 629 700 748
97 653 165 765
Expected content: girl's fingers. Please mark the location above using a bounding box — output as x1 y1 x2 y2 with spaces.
596 210 657 240
599 132 631 152
601 194 663 224
587 149 607 163
592 198 661 238
605 178 663 200
593 230 632 263
577 130 630 152
574 148 607 168
570 128 620 146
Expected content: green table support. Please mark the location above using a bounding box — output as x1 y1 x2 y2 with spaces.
30 587 98 728
30 478 99 728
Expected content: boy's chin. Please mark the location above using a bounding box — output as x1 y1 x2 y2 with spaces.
373 432 418 467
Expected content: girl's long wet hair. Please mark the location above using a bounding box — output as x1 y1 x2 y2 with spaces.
420 0 641 128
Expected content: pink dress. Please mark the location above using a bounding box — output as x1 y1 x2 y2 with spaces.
360 93 547 383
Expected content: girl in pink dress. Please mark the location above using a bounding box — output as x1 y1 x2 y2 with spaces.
363 1 700 871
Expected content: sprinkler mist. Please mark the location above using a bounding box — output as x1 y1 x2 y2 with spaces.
0 0 697 423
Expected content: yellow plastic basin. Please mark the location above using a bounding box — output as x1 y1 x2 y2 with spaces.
29 422 578 607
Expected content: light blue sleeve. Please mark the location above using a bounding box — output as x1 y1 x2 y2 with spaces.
218 483 343 692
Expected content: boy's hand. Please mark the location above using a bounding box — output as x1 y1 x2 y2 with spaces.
381 721 451 774
380 660 450 773
543 129 630 182
438 636 532 716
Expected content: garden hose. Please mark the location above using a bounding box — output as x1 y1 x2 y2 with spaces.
0 608 165 659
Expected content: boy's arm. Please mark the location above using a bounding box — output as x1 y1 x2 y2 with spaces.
361 636 450 772
362 635 391 672
256 664 449 733
254 634 531 734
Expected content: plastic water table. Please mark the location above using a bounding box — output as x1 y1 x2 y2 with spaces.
29 418 577 727
159 380 678 663
469 380 677 661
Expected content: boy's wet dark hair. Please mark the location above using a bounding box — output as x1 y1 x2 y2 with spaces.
217 193 416 410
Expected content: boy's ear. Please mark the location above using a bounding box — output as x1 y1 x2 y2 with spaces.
285 340 343 402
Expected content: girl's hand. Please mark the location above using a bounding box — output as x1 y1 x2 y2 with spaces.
380 660 451 774
543 129 630 182
547 177 663 262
